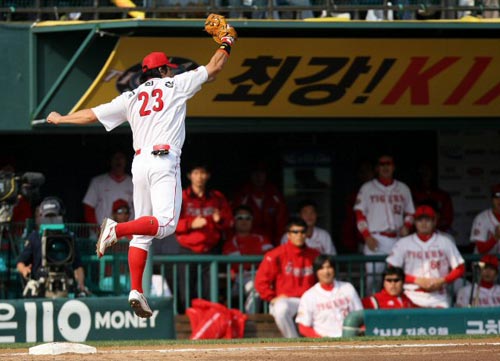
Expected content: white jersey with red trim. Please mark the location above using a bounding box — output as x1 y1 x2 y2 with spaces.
386 232 464 308
93 66 208 152
280 226 337 255
83 173 134 222
354 179 415 233
470 209 500 254
91 66 209 249
456 283 500 307
295 281 362 337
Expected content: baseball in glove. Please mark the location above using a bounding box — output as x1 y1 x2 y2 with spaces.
204 13 238 46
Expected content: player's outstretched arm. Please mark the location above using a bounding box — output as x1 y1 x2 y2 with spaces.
204 13 237 82
47 109 98 125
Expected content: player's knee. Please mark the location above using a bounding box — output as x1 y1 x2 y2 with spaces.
155 216 177 239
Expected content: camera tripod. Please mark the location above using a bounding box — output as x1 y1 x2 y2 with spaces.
0 221 20 299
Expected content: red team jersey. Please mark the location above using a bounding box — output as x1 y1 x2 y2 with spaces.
176 187 233 253
254 242 320 301
362 289 414 309
232 183 288 246
222 233 273 272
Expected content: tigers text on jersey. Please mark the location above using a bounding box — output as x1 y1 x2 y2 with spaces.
354 179 415 232
470 209 500 253
456 283 500 307
386 232 464 308
296 281 362 338
92 66 208 151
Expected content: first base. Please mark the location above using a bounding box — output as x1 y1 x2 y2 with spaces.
29 342 97 355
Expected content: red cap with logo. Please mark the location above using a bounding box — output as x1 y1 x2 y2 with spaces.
414 205 436 219
142 52 178 72
481 254 499 269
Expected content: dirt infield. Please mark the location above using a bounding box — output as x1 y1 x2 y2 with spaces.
1 338 500 361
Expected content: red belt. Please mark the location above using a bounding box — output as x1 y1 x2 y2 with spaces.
375 231 398 238
135 144 170 156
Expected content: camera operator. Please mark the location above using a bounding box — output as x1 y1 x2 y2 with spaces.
16 196 88 298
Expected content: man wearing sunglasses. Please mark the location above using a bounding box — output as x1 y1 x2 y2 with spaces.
222 205 273 313
362 266 414 309
386 205 465 308
354 154 415 294
255 217 320 338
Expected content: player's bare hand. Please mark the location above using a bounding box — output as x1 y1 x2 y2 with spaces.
191 216 207 229
47 111 62 124
20 265 32 279
212 209 221 223
365 236 378 252
400 225 410 237
414 277 431 290
427 277 446 291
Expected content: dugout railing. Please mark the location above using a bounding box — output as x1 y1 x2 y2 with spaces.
0 222 485 314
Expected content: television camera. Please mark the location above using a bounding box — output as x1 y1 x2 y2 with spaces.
0 171 45 224
22 224 78 298
0 171 45 289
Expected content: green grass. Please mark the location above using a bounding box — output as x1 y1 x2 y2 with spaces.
3 334 499 350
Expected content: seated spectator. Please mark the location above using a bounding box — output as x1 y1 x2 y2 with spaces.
386 205 465 308
296 254 362 338
280 200 336 255
222 205 273 313
470 184 500 255
16 197 88 298
254 217 319 338
362 266 414 309
456 255 500 307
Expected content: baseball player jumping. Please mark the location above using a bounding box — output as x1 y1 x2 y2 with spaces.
47 14 237 318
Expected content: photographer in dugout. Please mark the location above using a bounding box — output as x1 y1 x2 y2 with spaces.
16 196 88 298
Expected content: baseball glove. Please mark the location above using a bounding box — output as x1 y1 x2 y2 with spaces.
204 13 238 46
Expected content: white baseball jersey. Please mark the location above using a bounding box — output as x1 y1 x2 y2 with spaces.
354 179 415 233
280 227 337 255
83 173 134 222
92 66 209 248
386 232 464 308
296 281 362 338
456 283 500 307
470 209 500 254
93 66 208 151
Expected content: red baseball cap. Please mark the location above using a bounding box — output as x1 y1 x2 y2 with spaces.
112 199 129 213
142 52 178 72
481 254 499 269
414 205 436 219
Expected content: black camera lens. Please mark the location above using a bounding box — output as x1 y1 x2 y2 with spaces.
46 236 73 265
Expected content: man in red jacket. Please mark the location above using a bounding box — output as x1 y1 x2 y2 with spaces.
255 217 320 338
175 163 233 311
362 267 414 309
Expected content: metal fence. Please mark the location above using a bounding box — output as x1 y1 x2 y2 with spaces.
0 224 486 314
0 0 498 21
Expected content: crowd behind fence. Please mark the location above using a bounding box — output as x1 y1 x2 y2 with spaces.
0 0 498 21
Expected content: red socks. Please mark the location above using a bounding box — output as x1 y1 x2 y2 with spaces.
129 246 148 293
116 216 159 238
